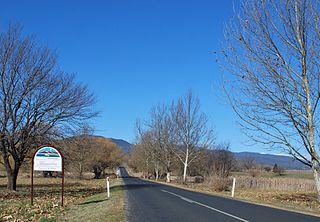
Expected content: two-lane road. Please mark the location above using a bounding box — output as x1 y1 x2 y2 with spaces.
120 167 320 222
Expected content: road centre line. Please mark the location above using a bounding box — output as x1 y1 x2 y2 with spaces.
161 189 249 222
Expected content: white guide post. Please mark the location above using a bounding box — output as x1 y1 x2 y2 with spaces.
231 177 236 198
107 177 110 198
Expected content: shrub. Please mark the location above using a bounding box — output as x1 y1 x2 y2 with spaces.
212 177 231 192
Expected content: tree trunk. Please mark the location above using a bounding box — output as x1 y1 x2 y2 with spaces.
183 148 189 183
183 163 188 183
93 166 102 179
312 161 320 201
3 152 20 190
79 162 83 180
166 172 171 183
6 164 19 190
155 165 159 181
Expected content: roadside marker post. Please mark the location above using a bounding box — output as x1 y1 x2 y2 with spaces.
107 177 110 198
231 177 236 198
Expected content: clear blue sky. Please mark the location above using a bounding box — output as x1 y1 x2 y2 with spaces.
0 0 266 153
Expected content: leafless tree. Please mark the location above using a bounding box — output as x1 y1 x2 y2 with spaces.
149 103 177 182
213 144 235 178
138 116 168 180
0 25 97 190
129 143 151 178
203 143 235 178
62 124 94 179
221 0 320 199
172 90 214 183
242 156 256 171
133 125 160 179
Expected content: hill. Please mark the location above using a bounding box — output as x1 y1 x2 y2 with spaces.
109 138 133 153
93 137 308 169
233 151 309 170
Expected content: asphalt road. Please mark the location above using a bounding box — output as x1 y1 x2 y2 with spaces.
119 167 320 222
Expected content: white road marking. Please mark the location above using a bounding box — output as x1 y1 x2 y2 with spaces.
161 189 249 222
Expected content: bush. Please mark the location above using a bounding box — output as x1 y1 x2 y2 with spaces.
194 176 204 183
212 177 231 192
248 169 261 178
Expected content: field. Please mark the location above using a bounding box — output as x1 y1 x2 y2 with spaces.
0 173 125 222
231 170 314 180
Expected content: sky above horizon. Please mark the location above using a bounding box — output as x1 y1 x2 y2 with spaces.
0 0 273 153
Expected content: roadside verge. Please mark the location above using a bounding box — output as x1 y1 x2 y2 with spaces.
52 178 125 222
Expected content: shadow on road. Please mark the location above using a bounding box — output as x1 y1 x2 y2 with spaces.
110 176 161 192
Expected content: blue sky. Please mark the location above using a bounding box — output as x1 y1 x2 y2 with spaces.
0 0 264 153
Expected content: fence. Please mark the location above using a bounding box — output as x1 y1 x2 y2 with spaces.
229 176 316 192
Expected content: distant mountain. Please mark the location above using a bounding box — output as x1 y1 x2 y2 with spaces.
92 136 307 169
74 135 133 154
233 151 310 170
109 138 133 153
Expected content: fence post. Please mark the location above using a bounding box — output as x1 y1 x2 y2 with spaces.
107 177 110 198
231 177 236 198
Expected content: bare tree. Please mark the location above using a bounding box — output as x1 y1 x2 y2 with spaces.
129 142 151 178
63 124 94 179
172 90 214 183
149 103 177 182
135 119 163 180
0 25 97 190
242 156 256 171
212 144 235 178
203 143 235 178
221 0 320 199
132 126 159 179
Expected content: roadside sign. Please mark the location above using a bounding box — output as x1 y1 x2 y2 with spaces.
34 147 62 171
31 146 64 206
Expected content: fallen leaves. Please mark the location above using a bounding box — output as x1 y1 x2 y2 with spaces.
0 177 107 221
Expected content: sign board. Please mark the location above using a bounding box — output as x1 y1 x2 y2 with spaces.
34 147 62 171
31 146 64 206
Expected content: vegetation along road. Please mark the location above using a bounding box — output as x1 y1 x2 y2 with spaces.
121 168 320 222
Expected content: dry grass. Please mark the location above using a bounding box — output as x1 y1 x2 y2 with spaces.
231 170 314 180
57 179 125 222
229 176 316 192
0 173 124 222
233 189 320 216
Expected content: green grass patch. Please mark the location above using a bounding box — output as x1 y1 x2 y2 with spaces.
55 179 125 222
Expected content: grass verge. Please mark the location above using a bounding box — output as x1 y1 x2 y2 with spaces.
56 178 125 222
0 176 125 222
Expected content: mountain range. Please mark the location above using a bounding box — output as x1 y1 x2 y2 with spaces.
233 151 309 170
110 138 309 170
109 138 133 153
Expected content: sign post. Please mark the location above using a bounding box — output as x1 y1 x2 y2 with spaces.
31 146 64 206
